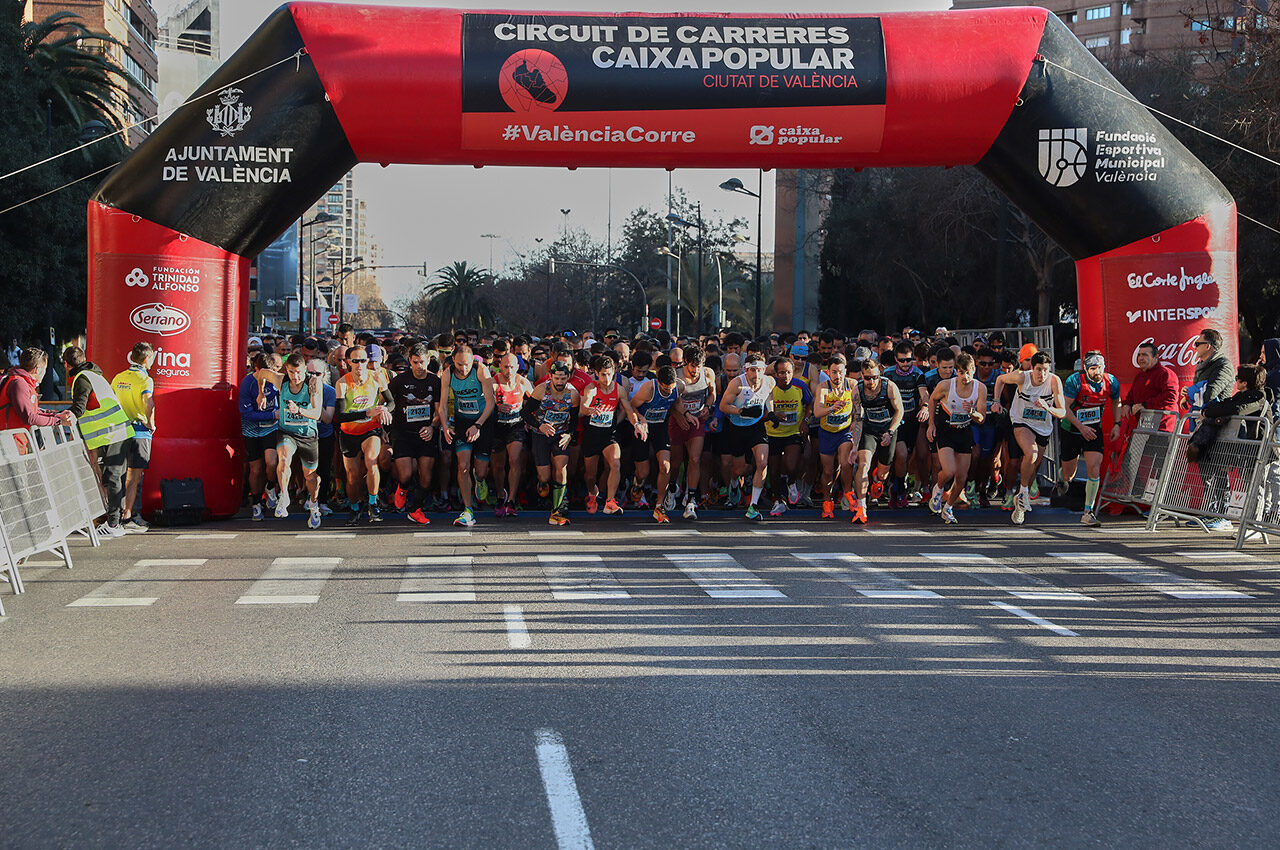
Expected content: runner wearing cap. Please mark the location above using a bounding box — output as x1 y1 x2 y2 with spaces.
1057 350 1120 527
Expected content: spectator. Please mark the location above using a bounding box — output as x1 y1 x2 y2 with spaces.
1193 328 1235 405
0 348 72 429
64 346 133 539
1120 341 1180 428
111 342 157 533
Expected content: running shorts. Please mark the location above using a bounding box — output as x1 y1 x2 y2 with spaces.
493 420 528 448
243 431 278 463
392 430 439 460
934 422 975 454
1059 427 1104 461
340 427 385 459
725 420 769 457
580 424 620 458
279 432 320 470
532 430 571 467
860 428 897 467
451 416 493 459
768 433 804 456
126 436 151 470
818 428 854 456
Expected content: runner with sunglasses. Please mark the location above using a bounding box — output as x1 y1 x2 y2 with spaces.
335 345 394 525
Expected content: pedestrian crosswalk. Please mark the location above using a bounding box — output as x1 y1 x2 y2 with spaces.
53 547 1270 611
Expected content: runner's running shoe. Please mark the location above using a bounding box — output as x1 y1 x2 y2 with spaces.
586 492 599 514
868 480 884 501
821 499 835 519
368 504 383 523
769 500 788 517
1080 510 1101 527
308 507 322 530
408 508 431 525
603 499 623 515
549 509 570 526
942 505 958 524
683 500 698 520
393 486 408 510
929 486 944 514
653 506 670 523
745 505 763 521
851 504 868 525
454 508 476 527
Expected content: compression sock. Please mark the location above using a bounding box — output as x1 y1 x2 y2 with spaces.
551 482 566 511
1085 476 1101 510
751 486 762 507
368 494 377 506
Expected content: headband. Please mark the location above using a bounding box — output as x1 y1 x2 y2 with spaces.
1084 353 1105 370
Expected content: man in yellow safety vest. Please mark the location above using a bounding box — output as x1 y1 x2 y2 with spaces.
64 346 134 539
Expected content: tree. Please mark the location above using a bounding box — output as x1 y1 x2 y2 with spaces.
0 4 127 344
21 9 137 139
419 261 497 332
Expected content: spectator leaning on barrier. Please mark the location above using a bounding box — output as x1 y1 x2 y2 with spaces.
64 346 134 539
1194 328 1235 406
111 342 157 534
0 348 73 429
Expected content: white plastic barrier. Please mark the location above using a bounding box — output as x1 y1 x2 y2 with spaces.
0 425 107 609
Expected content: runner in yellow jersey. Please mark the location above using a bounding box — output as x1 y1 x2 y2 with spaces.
812 353 858 519
335 345 394 525
764 356 812 516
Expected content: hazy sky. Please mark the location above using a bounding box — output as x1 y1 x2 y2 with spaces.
160 0 949 306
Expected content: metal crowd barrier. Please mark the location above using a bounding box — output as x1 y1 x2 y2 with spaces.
1146 414 1275 534
1234 430 1280 549
0 425 107 613
1099 408 1183 516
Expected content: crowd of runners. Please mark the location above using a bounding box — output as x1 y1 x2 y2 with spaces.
223 321 1205 531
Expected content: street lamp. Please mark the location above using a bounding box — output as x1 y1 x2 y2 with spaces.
553 257 649 336
666 205 704 336
720 173 764 338
657 244 683 337
480 233 501 276
298 211 335 334
333 257 364 323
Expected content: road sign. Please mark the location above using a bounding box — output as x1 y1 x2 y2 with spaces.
649 317 662 330
328 315 340 325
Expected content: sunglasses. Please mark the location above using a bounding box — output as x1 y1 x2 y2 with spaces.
349 358 368 364
896 357 912 363
307 370 324 376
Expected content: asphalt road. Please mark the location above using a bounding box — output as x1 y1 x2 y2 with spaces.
3 507 1278 849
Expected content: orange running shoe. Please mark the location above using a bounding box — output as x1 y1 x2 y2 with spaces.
393 486 408 510
408 508 430 525
851 505 868 525
603 499 623 515
586 492 599 514
868 480 884 501
821 499 835 519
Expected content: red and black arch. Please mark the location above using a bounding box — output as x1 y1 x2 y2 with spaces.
87 4 1235 516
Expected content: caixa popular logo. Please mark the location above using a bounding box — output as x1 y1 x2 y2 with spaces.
1038 128 1088 187
129 302 191 337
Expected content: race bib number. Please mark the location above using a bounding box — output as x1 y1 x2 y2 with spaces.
645 407 669 423
778 409 798 426
589 410 614 428
867 407 892 424
949 412 971 427
544 410 569 425
1077 406 1102 425
1023 406 1048 422
405 404 432 423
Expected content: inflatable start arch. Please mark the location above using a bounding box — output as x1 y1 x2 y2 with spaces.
87 3 1236 516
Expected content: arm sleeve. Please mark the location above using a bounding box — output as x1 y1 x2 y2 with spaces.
520 395 542 430
379 388 395 412
333 395 364 425
238 378 276 422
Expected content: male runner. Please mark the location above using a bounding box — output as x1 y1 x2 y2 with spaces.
1058 351 1120 527
579 354 646 515
669 346 717 519
926 352 987 524
491 352 533 517
388 342 440 525
764 356 812 515
719 353 777 520
883 341 927 509
813 353 858 519
521 361 580 525
852 357 904 524
335 345 394 525
274 354 324 529
992 352 1067 525
631 364 680 522
439 343 496 527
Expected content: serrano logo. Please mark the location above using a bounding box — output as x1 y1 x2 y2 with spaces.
499 50 568 113
1038 128 1088 187
129 303 190 337
125 268 149 287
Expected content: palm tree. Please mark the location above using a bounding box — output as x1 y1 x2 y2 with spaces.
422 261 497 332
22 10 138 137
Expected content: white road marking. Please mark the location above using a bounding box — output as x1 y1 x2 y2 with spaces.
981 528 1045 536
863 528 930 536
639 528 702 536
538 555 630 600
750 528 812 537
665 553 786 599
535 728 595 850
66 559 207 608
397 556 476 603
415 531 475 541
1048 552 1253 599
1177 550 1259 562
301 532 355 539
796 552 940 598
21 559 66 566
504 604 531 649
528 530 586 538
176 533 237 540
989 601 1079 637
922 552 1092 601
235 557 341 605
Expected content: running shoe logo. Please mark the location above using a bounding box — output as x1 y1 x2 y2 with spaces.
499 49 568 113
1038 128 1088 187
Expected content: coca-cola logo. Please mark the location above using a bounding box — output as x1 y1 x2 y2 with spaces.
1132 336 1198 368
129 302 190 337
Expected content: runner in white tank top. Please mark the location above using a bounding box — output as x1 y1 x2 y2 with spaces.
992 352 1066 525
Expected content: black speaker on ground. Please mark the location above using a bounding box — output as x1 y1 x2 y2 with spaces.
159 478 206 526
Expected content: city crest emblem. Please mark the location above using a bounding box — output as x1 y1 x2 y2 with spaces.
206 87 252 138
1038 127 1088 187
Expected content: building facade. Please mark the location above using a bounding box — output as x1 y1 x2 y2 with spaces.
28 0 159 147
